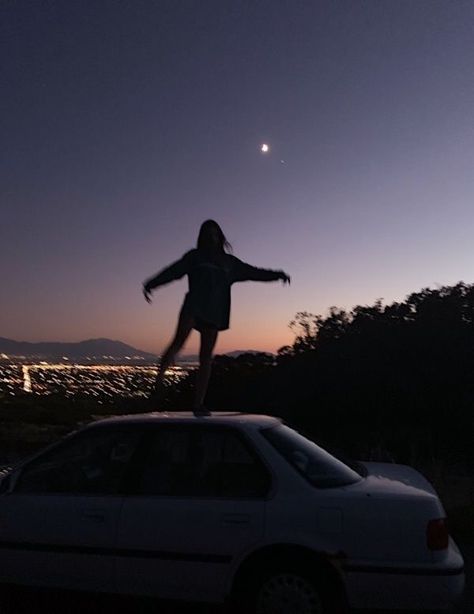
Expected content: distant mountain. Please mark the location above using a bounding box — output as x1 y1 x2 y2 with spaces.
178 350 271 363
0 337 157 361
0 338 273 363
224 350 271 358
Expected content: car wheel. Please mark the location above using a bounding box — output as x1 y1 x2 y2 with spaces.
252 568 324 614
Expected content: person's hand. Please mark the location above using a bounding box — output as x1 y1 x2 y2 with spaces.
143 286 152 303
279 271 291 285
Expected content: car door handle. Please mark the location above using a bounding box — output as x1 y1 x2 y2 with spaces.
221 513 251 525
82 509 106 522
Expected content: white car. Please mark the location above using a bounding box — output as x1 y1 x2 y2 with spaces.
0 413 465 613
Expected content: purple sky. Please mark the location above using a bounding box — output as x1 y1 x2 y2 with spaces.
2 1 473 354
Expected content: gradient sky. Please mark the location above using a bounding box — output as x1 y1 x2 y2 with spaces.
2 1 473 355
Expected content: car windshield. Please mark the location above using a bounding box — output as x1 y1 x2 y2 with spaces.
261 424 362 488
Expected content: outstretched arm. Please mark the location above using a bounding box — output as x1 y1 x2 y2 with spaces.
142 250 194 303
232 258 291 285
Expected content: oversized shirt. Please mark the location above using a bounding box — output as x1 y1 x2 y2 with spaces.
144 249 283 330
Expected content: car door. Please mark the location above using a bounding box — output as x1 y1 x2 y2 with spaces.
116 424 271 602
0 425 141 592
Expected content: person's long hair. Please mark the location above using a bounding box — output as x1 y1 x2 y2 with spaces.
197 220 232 253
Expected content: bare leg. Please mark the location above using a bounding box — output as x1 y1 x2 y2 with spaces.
194 328 218 411
152 310 194 400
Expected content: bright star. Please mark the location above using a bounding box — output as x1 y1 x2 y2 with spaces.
260 143 269 153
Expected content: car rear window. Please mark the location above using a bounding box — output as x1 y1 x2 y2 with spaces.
261 424 361 488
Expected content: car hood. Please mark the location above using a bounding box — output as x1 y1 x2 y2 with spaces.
359 461 438 497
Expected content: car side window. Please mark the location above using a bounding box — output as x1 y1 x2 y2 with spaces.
192 429 271 498
14 428 141 495
135 428 191 497
135 426 271 498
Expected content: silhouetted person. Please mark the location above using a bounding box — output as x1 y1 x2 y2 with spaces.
143 220 290 416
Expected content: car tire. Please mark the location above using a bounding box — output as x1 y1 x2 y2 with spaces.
236 564 328 614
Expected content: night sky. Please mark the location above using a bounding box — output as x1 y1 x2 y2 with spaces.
2 1 473 354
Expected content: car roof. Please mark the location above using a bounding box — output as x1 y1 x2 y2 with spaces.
90 411 282 431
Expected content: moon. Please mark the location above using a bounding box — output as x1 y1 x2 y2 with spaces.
260 143 269 153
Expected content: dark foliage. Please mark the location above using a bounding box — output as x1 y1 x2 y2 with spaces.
167 283 474 469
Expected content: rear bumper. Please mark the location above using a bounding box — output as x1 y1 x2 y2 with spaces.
342 544 465 610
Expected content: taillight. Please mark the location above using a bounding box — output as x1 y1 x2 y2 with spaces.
426 518 449 550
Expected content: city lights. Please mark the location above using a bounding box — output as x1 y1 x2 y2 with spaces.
0 361 192 399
